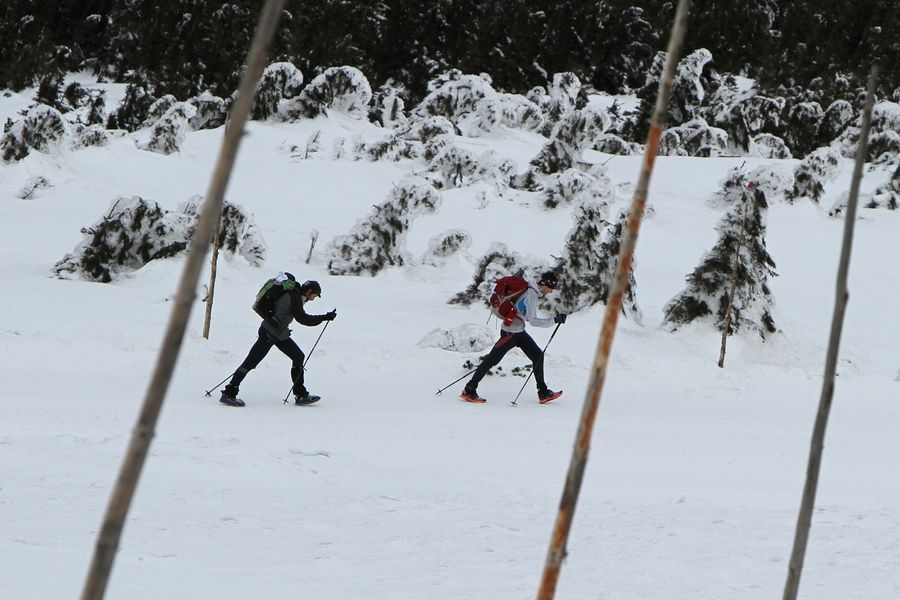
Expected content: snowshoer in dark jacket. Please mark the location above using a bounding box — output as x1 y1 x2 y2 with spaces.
461 271 565 404
220 277 336 407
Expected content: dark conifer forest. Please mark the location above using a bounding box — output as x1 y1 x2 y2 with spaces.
1 1 896 106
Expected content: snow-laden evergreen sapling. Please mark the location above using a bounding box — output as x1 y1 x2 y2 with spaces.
251 62 304 121
527 107 611 176
425 142 514 190
868 163 899 210
542 163 614 209
552 204 642 323
412 71 501 137
180 196 266 266
327 178 440 275
659 117 729 156
282 66 372 120
1 104 69 162
53 196 193 282
663 170 778 338
448 242 532 307
421 229 473 267
705 74 784 152
786 146 842 203
138 102 196 155
187 92 228 130
53 196 266 282
106 72 156 131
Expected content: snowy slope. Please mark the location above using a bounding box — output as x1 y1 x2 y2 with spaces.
1 84 898 600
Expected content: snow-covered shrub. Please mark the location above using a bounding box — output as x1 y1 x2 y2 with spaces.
53 196 266 282
448 242 534 307
867 163 899 210
659 118 728 156
283 66 372 119
139 102 196 155
786 146 842 203
53 196 194 282
750 133 792 159
744 165 794 202
817 100 854 145
1 104 69 162
669 48 714 125
498 92 545 131
707 84 785 152
663 171 777 338
593 133 642 155
422 229 472 267
782 101 824 157
552 205 642 321
74 124 111 148
357 134 423 161
369 83 407 128
180 196 266 265
327 178 441 275
106 75 156 131
187 92 228 130
417 323 494 352
542 166 614 209
142 95 178 128
537 72 583 135
252 62 304 121
16 176 53 200
529 108 610 175
425 143 514 190
412 71 501 136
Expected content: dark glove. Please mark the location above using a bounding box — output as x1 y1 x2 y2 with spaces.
554 312 567 324
324 309 337 321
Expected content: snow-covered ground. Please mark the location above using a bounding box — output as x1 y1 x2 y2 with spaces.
1 83 898 600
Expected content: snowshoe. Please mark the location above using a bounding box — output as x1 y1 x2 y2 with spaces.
538 389 563 404
219 392 245 407
460 387 486 403
294 393 321 406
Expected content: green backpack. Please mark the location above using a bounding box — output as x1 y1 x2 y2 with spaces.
252 272 297 321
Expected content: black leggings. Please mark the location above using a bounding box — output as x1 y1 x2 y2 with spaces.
226 326 306 396
467 330 545 391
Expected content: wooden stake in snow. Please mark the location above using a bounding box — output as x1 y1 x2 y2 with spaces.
718 200 749 368
782 64 879 600
79 1 286 598
202 220 223 339
535 1 691 598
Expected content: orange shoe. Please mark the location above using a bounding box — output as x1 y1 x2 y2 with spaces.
538 389 563 404
460 387 487 403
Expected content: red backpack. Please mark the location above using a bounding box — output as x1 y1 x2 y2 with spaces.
489 276 529 326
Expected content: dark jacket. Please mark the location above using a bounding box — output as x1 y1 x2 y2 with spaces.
261 288 329 341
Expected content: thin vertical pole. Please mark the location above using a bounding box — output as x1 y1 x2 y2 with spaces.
535 1 691 598
202 220 222 339
79 2 286 598
782 64 879 600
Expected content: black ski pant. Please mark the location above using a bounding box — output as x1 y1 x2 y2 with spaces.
226 326 306 397
466 330 546 392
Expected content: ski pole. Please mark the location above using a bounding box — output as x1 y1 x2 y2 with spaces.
204 372 235 396
283 320 331 404
435 367 479 395
511 322 561 406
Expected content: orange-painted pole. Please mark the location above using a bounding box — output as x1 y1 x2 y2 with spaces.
535 1 691 598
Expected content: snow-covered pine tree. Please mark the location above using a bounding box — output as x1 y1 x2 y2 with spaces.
868 162 899 210
447 242 528 307
528 107 610 176
786 146 842 203
138 102 196 155
327 178 440 275
251 62 304 121
663 170 777 338
781 101 825 157
411 71 501 137
283 66 372 120
659 117 729 156
105 72 156 132
53 196 193 282
553 205 642 322
187 92 228 130
1 104 69 162
421 229 472 267
181 196 266 266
